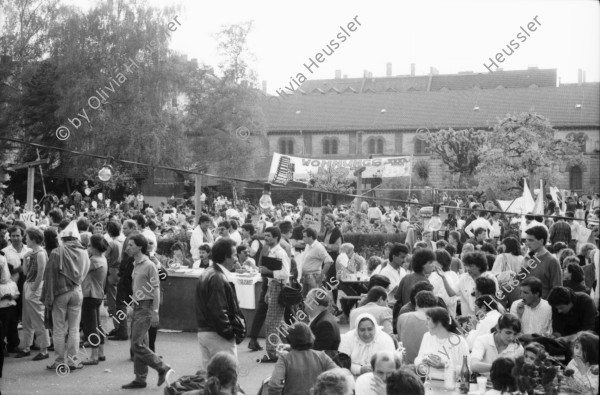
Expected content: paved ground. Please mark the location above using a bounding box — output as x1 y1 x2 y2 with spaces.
2 305 350 395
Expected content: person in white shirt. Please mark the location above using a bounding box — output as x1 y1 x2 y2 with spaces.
354 351 402 395
522 215 548 240
509 276 552 336
471 313 524 375
2 226 32 284
429 250 459 317
260 227 290 362
228 220 242 246
465 213 494 239
367 202 383 224
437 251 497 316
466 295 503 350
490 213 503 240
214 220 235 245
414 307 470 381
190 215 215 261
379 244 408 308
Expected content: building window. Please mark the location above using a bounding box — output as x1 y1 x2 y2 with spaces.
566 132 587 152
415 138 430 154
323 137 338 155
278 138 294 155
367 137 384 154
569 166 582 190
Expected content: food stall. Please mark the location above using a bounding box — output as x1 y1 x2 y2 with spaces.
160 268 265 337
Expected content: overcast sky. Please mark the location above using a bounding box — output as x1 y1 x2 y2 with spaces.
63 0 600 93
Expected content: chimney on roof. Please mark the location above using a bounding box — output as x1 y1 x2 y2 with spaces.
363 69 368 78
343 74 348 79
528 66 538 70
262 80 267 93
190 58 198 69
367 72 373 78
430 67 439 75
386 62 392 77
578 69 584 85
410 63 415 77
335 69 342 79
583 71 586 83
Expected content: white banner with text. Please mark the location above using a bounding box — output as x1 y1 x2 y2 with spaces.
268 153 412 186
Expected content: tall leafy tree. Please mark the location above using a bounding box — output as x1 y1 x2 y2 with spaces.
184 21 267 180
477 112 583 199
424 128 488 187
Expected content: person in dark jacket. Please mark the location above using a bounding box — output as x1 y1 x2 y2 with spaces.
196 238 244 370
548 286 598 338
305 288 341 352
109 220 138 341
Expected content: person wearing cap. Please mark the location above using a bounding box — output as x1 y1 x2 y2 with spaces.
267 322 337 395
42 220 90 370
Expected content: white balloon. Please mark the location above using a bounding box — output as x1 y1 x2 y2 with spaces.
97 193 103 201
84 188 91 196
92 201 98 208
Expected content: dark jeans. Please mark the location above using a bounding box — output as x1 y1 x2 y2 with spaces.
0 318 3 377
129 317 158 359
0 306 19 351
338 284 360 317
16 275 25 321
249 277 268 338
81 297 104 348
114 286 129 338
131 300 168 383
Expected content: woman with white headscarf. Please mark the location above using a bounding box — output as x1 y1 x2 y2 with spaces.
338 312 395 376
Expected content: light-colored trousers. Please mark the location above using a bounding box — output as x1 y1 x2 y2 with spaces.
197 331 237 371
22 281 50 349
52 286 83 364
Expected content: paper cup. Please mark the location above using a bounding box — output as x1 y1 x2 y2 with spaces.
476 377 487 394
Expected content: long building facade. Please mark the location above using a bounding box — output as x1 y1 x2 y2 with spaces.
261 68 600 196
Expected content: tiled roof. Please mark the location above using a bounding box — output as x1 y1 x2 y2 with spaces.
430 69 556 91
297 69 557 94
263 83 599 132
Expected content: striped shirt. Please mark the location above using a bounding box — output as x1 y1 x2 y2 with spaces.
509 298 552 335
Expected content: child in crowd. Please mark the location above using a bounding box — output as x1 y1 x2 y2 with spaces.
565 331 599 393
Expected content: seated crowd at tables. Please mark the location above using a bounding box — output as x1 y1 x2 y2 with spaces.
185 207 599 395
252 222 600 395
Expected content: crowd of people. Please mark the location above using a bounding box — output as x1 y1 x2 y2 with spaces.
0 189 599 395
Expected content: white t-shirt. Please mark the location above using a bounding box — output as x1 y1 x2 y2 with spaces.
379 265 406 305
355 372 380 395
229 231 242 246
430 270 459 317
471 333 523 376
